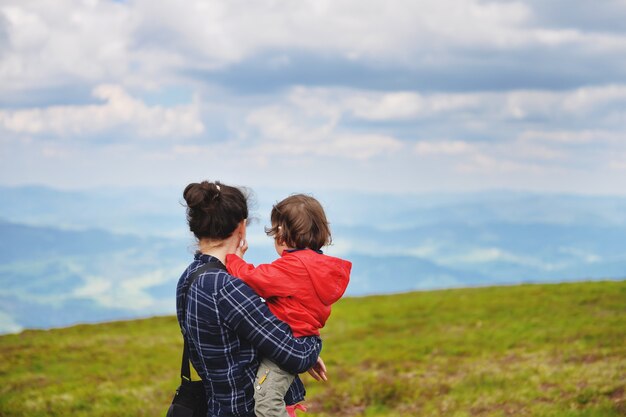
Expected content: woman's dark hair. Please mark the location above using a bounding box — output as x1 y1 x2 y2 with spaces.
183 180 248 240
265 194 332 251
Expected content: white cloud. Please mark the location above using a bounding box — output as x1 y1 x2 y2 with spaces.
4 83 620 146
2 82 625 194
245 95 403 160
411 136 564 174
457 153 545 174
404 243 442 258
128 0 533 63
2 0 625 95
609 159 626 171
280 85 626 125
345 92 425 120
285 85 625 176
1 1 626 195
0 84 204 138
440 247 554 269
558 247 601 264
562 84 626 114
519 130 622 144
414 140 474 156
0 1 133 90
73 276 112 298
322 133 404 159
343 91 483 120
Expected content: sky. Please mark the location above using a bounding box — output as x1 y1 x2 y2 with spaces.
1 0 626 195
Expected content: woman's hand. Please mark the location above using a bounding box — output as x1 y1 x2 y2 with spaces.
236 239 248 258
307 356 327 381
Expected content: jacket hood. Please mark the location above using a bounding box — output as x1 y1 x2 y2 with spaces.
297 250 351 305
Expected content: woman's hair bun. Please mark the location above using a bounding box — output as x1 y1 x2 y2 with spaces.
183 180 248 241
183 181 220 209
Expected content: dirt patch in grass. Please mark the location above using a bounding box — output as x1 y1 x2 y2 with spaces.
608 385 625 414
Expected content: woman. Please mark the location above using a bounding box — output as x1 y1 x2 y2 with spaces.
176 180 324 417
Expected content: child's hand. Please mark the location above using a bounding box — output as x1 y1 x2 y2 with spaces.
307 356 327 381
236 239 248 258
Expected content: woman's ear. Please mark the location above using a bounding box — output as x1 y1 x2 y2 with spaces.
238 219 247 238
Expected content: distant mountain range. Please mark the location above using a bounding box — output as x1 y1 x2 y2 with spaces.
1 185 625 333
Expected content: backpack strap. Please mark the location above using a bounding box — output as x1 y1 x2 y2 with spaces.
180 261 227 382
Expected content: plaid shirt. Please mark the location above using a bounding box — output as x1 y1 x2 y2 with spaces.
176 253 322 417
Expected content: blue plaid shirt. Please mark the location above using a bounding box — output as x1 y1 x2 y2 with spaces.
176 253 322 417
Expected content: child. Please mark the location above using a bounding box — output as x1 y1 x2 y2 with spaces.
226 194 351 417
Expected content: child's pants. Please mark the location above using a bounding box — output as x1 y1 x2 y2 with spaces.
254 357 295 417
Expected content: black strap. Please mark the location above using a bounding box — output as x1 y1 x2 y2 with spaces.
180 261 226 382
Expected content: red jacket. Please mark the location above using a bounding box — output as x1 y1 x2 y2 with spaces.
226 249 351 337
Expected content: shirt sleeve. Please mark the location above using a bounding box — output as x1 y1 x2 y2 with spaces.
226 253 303 300
216 278 321 374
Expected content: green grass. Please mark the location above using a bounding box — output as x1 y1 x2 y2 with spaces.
1 280 625 417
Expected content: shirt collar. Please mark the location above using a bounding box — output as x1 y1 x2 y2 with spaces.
194 251 224 265
284 248 323 255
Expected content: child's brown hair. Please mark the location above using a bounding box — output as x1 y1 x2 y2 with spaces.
265 194 332 251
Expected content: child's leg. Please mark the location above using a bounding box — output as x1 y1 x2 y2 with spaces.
254 357 296 417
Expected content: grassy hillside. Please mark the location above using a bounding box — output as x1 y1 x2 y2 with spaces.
1 281 624 417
